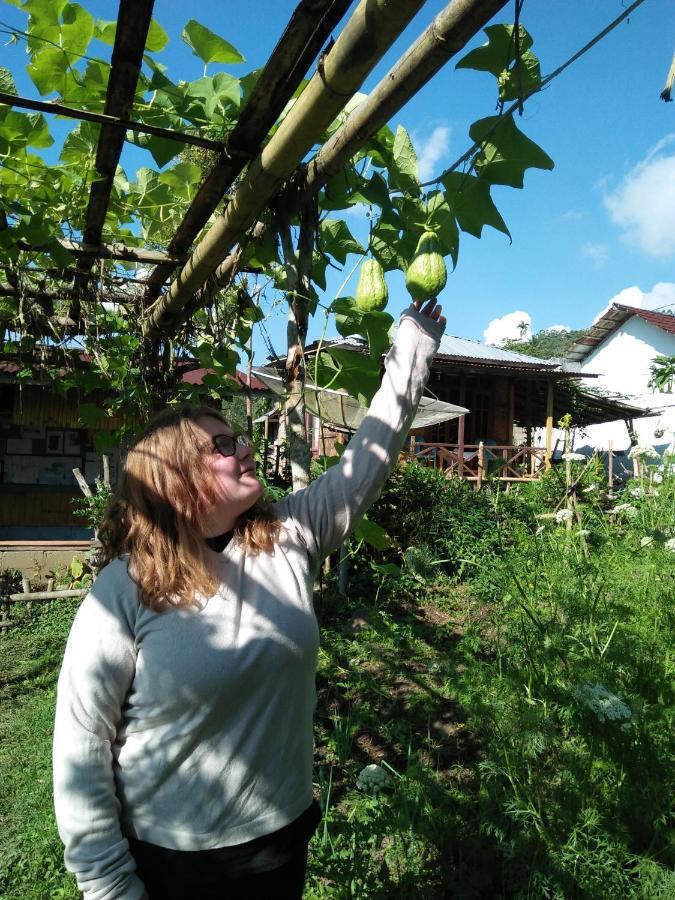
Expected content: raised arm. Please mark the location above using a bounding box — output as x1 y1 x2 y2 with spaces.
53 561 146 900
278 299 445 567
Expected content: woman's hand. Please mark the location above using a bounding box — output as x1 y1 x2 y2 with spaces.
412 297 446 330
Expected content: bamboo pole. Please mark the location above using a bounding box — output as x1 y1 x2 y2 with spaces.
299 0 508 200
141 0 428 342
206 0 508 301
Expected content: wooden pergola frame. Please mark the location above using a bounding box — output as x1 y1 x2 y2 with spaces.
2 0 509 343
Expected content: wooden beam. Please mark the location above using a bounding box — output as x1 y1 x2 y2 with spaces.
141 0 354 305
0 91 225 151
82 0 155 251
16 237 188 265
141 0 428 343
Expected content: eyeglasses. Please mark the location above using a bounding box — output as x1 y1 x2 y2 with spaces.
207 433 253 458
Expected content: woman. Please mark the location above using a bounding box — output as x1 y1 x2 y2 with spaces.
53 297 445 899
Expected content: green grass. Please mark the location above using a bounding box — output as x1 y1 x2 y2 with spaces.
0 602 80 899
1 462 674 898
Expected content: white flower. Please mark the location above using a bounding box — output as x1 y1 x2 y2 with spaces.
574 682 632 723
630 486 645 498
612 503 638 518
535 525 545 536
583 483 598 493
640 536 654 547
665 538 675 552
356 764 390 793
628 445 659 460
561 451 586 462
555 508 574 524
576 529 591 538
652 472 663 484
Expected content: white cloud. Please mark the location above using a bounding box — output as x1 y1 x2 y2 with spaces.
592 282 675 323
559 209 585 222
604 134 675 257
483 310 532 346
581 241 609 266
414 125 451 182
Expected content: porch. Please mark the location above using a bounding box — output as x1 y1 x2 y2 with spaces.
408 439 548 485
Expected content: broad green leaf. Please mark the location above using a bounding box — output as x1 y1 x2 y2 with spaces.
359 173 391 210
388 124 420 196
24 0 68 52
442 171 511 239
316 347 381 405
311 250 329 292
319 218 365 265
145 19 168 53
499 50 541 101
77 402 105 427
27 47 70 96
60 120 99 165
332 297 393 361
370 221 407 273
355 516 392 550
61 3 95 57
241 230 279 268
44 237 75 267
0 67 17 94
183 73 241 121
469 115 554 188
182 20 245 66
0 297 18 319
128 133 180 168
457 24 533 76
425 190 460 269
158 161 202 199
94 19 116 45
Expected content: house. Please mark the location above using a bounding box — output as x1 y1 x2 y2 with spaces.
266 331 650 484
563 303 675 455
0 363 271 540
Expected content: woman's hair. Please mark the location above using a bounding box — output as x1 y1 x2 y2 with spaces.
97 404 280 611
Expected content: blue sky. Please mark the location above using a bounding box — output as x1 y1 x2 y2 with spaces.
2 0 674 362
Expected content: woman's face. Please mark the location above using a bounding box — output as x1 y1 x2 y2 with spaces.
194 416 264 537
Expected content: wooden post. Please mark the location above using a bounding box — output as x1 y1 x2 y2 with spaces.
102 454 110 487
72 467 92 497
608 440 614 497
477 441 485 490
545 381 554 469
458 375 466 479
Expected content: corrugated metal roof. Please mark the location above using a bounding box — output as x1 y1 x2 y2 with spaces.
435 333 559 367
566 303 675 362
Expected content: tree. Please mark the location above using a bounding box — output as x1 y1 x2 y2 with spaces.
502 327 587 360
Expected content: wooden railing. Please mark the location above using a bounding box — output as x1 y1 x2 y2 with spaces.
408 441 548 486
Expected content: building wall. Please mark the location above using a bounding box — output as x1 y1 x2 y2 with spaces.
576 318 675 452
0 384 116 539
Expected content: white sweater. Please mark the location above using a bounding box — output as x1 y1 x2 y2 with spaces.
52 306 443 899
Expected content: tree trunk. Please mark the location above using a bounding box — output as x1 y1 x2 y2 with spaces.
280 198 316 490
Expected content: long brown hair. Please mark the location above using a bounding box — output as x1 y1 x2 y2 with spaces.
97 404 280 611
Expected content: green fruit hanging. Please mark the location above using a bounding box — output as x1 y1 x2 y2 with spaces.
405 230 447 302
354 258 389 312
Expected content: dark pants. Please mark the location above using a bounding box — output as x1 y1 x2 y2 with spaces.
128 801 321 900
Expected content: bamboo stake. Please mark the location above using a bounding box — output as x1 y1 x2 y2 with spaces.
141 0 427 342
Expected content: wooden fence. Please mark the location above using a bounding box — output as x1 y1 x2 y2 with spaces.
0 576 86 633
408 441 548 487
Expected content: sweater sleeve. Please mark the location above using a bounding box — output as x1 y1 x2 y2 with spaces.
52 560 146 900
278 305 443 567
